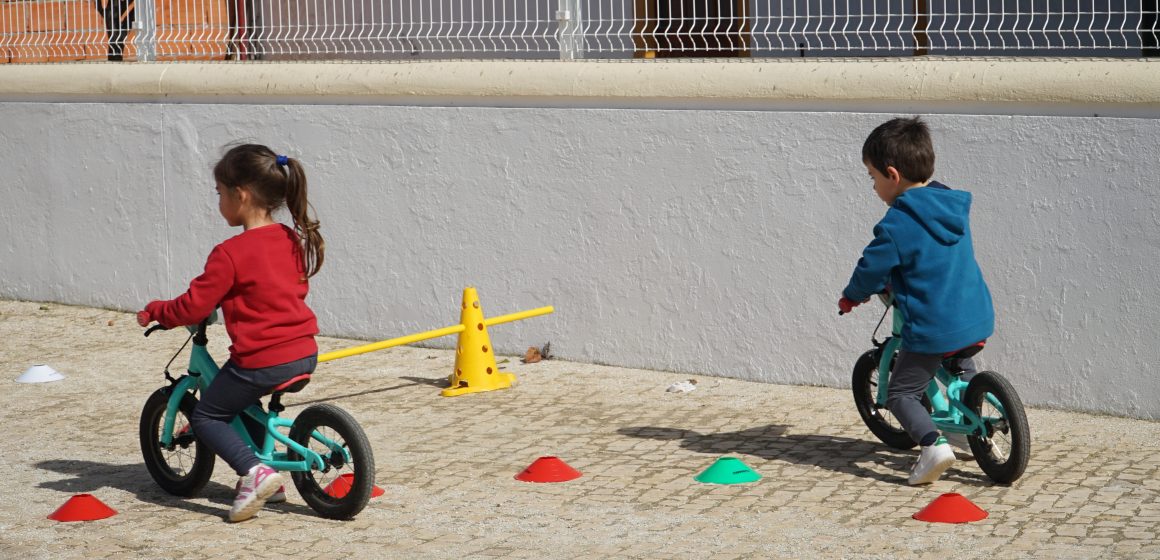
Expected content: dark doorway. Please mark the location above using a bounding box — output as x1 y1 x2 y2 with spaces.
634 0 750 57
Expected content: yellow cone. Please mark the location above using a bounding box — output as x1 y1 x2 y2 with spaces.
442 287 516 397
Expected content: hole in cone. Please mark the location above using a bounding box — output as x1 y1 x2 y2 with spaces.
913 492 988 523
48 494 117 522
515 456 582 483
323 473 385 499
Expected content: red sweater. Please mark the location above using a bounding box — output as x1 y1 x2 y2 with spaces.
145 224 319 369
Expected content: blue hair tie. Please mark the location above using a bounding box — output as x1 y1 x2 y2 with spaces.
275 155 289 166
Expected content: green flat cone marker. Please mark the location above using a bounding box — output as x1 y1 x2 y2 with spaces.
695 456 761 484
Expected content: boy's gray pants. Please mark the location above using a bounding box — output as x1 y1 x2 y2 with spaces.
886 350 977 446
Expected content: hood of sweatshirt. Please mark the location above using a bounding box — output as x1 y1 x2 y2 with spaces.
891 182 972 245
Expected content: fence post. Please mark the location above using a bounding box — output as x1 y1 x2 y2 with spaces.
135 0 156 61
1145 0 1159 56
913 0 929 55
558 0 584 60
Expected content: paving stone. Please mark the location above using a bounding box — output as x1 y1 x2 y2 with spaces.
2 300 1158 559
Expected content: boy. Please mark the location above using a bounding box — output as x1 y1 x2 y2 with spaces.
839 117 994 485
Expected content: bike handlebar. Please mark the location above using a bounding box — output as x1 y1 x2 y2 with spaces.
144 324 168 337
141 309 219 338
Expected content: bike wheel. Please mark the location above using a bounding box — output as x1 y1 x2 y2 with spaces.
288 403 375 520
139 387 215 497
964 371 1031 484
851 349 923 450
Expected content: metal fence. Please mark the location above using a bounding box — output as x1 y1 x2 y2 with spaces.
2 0 1157 63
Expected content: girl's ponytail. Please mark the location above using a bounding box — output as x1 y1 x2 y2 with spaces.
283 158 324 279
215 144 324 280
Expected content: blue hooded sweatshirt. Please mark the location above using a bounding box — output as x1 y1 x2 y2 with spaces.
843 181 994 354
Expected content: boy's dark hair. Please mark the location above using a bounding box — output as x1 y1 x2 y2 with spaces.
862 117 935 183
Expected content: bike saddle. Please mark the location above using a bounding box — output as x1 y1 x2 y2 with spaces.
267 374 312 413
941 341 986 374
269 374 312 395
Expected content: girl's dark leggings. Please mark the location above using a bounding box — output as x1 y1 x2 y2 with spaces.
190 355 317 475
886 350 977 447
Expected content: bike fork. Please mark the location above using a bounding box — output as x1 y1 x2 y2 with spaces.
160 376 200 447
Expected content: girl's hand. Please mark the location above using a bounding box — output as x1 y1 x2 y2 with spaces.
137 310 152 327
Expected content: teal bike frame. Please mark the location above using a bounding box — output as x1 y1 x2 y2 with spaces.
874 307 1006 438
157 321 346 472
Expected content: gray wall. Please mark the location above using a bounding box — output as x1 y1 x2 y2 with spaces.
2 102 1158 419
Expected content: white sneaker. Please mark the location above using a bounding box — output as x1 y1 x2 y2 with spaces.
942 432 974 458
237 481 287 503
267 485 287 504
229 465 284 522
908 438 955 485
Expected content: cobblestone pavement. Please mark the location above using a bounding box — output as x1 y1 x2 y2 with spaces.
1 300 1158 559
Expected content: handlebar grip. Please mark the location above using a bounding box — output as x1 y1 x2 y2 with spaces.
144 324 168 337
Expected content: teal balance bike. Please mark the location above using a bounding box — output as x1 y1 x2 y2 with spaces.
138 313 375 519
849 294 1031 484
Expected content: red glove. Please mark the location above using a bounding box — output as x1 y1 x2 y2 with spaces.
137 310 152 327
838 297 861 315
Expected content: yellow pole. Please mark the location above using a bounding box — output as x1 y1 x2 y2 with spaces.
316 305 553 364
482 306 554 327
318 323 467 363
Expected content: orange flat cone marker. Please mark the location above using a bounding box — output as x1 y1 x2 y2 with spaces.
515 456 582 483
913 492 988 523
48 494 117 522
323 473 385 499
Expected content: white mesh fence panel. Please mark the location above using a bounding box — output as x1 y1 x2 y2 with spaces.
0 0 1155 62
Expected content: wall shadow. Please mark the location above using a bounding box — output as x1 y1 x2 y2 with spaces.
617 424 992 487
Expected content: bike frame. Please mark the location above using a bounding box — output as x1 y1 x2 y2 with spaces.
157 321 346 472
873 307 1004 437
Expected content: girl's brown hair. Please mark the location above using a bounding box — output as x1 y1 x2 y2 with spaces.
214 143 324 279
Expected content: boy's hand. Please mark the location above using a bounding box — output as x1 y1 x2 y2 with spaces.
838 297 861 315
137 310 152 327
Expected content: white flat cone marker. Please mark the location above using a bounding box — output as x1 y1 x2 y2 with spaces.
17 364 65 383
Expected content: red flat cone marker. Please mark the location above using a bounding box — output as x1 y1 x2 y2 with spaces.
48 494 117 522
913 492 988 523
515 456 582 483
324 473 385 499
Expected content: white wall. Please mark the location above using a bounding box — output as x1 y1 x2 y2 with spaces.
2 61 1158 419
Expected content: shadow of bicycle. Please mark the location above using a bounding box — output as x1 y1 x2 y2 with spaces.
35 459 318 520
287 378 439 408
617 424 993 487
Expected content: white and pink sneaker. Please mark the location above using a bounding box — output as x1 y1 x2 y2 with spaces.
228 465 284 522
234 482 287 503
267 485 287 503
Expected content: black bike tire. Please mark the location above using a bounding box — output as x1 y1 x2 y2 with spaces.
964 371 1031 484
288 403 375 520
851 349 920 450
139 387 215 497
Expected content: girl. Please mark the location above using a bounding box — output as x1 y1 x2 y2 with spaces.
137 143 324 522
